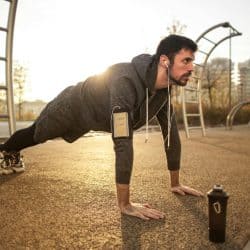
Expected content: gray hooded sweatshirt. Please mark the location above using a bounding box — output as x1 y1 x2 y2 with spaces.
34 54 181 184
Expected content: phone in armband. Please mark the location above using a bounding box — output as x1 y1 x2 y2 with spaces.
112 108 132 139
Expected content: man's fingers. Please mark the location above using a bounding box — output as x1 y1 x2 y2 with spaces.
143 203 165 217
122 203 165 220
190 190 204 197
143 203 152 209
123 207 150 220
181 186 204 197
199 191 205 197
171 187 186 196
147 209 165 219
141 208 165 219
171 185 204 197
137 213 150 220
151 208 165 218
139 203 165 218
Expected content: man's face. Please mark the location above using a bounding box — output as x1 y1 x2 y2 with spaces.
169 48 195 86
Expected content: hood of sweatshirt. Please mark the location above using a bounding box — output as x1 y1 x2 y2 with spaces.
131 54 161 141
131 54 158 93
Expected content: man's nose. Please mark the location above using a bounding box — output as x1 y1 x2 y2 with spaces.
188 63 194 72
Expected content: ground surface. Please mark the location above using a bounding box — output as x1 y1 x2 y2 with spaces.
0 126 249 249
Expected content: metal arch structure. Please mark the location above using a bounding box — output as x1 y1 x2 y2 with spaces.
226 101 250 130
0 0 18 138
181 22 242 138
196 22 242 64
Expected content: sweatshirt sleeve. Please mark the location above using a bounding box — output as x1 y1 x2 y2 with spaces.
110 78 137 184
156 103 181 171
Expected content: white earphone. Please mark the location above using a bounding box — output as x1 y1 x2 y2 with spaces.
165 58 170 68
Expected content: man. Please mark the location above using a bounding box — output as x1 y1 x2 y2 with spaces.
0 34 204 220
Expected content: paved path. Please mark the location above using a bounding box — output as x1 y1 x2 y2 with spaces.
0 125 249 249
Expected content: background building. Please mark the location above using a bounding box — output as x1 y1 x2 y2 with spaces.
238 65 250 101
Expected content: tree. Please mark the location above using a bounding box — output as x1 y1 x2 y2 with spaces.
166 19 187 35
238 59 250 68
202 57 232 109
13 62 27 120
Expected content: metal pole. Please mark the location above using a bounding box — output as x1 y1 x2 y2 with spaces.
6 0 18 134
229 28 232 111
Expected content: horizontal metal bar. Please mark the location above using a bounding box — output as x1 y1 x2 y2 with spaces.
0 85 7 90
0 114 9 119
202 36 216 45
188 126 202 130
198 49 208 55
185 86 199 91
185 100 199 104
186 114 200 117
0 57 7 61
196 22 231 42
0 27 8 32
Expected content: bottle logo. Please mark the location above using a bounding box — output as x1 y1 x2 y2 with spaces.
213 201 221 214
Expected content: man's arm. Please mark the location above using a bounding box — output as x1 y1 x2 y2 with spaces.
157 104 204 197
110 79 165 220
156 103 181 171
113 135 165 219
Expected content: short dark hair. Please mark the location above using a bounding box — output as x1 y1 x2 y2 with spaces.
155 34 197 63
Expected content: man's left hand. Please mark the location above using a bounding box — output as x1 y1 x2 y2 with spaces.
171 184 204 197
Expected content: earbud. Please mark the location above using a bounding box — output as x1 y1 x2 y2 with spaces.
160 56 170 69
165 58 170 68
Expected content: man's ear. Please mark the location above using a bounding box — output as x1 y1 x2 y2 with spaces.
159 55 170 68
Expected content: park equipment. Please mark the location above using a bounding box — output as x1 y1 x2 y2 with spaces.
226 101 250 130
181 22 242 138
0 0 18 139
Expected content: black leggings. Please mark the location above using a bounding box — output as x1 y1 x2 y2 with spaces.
0 123 38 152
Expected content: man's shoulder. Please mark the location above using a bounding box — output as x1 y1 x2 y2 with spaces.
108 61 134 73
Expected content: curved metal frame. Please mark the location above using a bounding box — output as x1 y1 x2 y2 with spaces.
196 22 242 78
182 22 242 138
226 101 250 130
0 0 18 136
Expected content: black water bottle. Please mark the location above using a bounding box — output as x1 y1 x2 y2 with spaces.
207 185 229 243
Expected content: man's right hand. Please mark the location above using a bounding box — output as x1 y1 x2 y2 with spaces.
116 183 165 220
120 202 165 220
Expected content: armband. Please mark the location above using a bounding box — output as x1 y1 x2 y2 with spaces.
111 107 132 139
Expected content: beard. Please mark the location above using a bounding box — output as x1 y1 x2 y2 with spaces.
169 72 192 86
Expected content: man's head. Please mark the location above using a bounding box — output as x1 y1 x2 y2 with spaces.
155 35 197 88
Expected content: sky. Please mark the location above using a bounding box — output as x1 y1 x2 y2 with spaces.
1 0 250 101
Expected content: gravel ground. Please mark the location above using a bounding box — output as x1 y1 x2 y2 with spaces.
0 125 249 249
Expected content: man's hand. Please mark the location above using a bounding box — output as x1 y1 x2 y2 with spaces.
120 202 165 220
116 183 165 220
169 170 204 197
171 184 204 197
